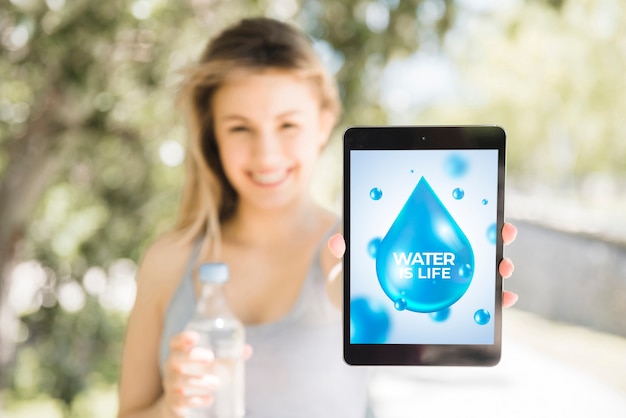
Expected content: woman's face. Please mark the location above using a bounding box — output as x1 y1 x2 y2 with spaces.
212 70 333 213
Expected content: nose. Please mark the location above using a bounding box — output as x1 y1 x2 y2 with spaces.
251 128 282 165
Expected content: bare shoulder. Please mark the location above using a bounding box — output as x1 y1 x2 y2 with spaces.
135 231 195 309
139 232 192 277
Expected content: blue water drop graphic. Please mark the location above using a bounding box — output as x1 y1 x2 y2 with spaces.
429 307 451 322
482 199 489 205
394 298 407 311
350 297 391 343
370 187 383 200
410 169 414 173
445 154 469 178
486 223 497 244
375 177 475 313
367 237 382 258
452 188 465 200
474 309 491 325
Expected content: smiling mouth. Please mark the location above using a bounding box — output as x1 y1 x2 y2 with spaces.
250 170 290 186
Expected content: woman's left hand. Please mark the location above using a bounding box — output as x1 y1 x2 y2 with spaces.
328 222 519 308
499 223 518 308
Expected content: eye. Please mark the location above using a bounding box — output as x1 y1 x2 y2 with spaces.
281 122 298 130
229 125 249 133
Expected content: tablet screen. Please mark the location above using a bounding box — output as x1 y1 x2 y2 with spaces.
343 126 506 366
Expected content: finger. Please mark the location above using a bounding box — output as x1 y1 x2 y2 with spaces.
178 360 214 377
166 360 213 380
168 391 215 416
189 347 214 362
162 346 218 416
503 291 519 308
328 233 346 259
164 374 219 412
189 394 214 408
165 347 214 378
499 257 514 278
501 223 518 246
169 375 219 395
243 344 254 361
177 375 220 396
170 330 199 352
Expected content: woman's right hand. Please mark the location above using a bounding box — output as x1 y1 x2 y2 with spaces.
162 331 219 417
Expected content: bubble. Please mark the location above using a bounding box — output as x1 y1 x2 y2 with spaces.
458 263 473 278
452 188 465 200
482 199 488 205
375 177 475 313
367 237 382 258
394 298 407 311
444 153 469 178
486 223 497 244
350 297 391 344
370 187 383 200
474 309 491 325
429 307 451 322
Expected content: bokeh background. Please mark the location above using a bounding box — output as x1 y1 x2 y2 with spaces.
1 0 625 416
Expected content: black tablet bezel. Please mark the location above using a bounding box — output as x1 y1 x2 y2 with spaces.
342 126 506 366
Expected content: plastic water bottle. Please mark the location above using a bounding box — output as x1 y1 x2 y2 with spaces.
185 263 245 418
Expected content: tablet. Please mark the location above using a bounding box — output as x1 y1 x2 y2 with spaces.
343 126 506 366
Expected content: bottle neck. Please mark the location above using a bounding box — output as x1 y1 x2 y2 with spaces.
195 282 232 318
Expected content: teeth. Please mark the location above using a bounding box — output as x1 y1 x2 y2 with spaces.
251 171 287 185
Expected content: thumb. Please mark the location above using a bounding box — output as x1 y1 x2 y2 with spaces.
327 233 346 259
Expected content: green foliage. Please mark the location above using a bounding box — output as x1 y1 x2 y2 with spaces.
416 0 626 190
11 300 123 404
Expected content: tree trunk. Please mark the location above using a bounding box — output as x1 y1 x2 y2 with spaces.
0 89 67 390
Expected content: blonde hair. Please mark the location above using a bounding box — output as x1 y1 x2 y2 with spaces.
175 17 341 256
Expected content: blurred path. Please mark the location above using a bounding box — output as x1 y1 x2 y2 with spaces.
503 219 626 338
368 309 626 418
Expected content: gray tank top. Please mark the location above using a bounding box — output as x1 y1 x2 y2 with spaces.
159 229 369 418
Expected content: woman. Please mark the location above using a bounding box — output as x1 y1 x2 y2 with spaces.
117 17 518 418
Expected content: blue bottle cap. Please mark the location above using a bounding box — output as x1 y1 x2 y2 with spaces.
198 263 229 284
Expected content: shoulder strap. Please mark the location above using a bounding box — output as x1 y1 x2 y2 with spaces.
182 236 204 281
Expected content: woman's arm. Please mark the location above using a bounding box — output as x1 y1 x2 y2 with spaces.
117 238 174 417
118 235 222 418
500 222 518 308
